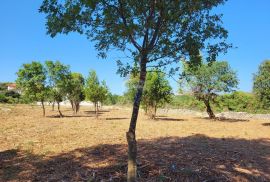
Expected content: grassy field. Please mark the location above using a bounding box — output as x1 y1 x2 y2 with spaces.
0 104 270 181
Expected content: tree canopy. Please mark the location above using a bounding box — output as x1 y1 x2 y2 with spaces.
45 60 71 117
85 70 108 117
253 60 270 109
16 61 48 116
181 61 238 118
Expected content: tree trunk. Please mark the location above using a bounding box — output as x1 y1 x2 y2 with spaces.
57 102 63 118
127 59 147 182
204 100 215 119
41 100 45 117
70 100 74 113
52 102 55 111
154 104 157 119
96 102 99 118
75 102 80 114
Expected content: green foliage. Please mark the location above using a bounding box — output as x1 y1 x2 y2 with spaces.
125 70 172 117
16 61 48 103
0 83 7 92
215 91 256 112
67 73 85 102
169 95 205 111
142 71 173 117
104 93 120 105
85 70 108 105
0 93 8 103
40 0 231 73
45 60 71 103
181 61 238 118
182 61 238 100
253 60 270 109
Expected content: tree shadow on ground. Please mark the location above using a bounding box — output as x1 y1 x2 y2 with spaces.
201 117 249 122
154 117 186 122
262 123 270 126
1 135 269 182
105 117 129 120
47 115 94 118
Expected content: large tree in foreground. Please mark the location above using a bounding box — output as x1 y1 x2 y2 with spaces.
16 62 48 117
253 60 270 110
181 61 238 118
40 1 230 180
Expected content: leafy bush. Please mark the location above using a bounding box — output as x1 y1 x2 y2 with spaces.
214 91 256 112
168 95 205 111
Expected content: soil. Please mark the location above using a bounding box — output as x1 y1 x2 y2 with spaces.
0 104 269 181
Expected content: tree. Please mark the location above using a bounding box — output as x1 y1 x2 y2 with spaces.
16 61 48 117
142 70 172 119
126 70 172 119
67 73 85 114
45 61 71 117
253 60 270 109
40 1 230 180
181 61 238 118
85 70 108 118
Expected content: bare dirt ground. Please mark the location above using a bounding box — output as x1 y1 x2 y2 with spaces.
0 104 269 182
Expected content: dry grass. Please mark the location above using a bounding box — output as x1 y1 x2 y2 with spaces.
0 104 269 181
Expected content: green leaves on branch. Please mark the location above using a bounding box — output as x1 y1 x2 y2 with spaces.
253 60 270 109
125 70 173 118
181 61 238 118
85 70 108 106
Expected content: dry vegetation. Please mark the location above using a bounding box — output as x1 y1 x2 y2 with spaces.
0 104 270 181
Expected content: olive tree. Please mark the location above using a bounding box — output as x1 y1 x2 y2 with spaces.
67 73 85 114
253 60 270 109
126 70 172 119
40 1 231 180
45 61 71 117
181 61 238 118
85 70 108 118
16 61 48 117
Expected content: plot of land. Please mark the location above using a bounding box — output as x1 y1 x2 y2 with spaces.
0 104 270 181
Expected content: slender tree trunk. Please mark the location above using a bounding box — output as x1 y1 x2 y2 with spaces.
57 102 63 118
154 104 157 119
75 102 80 114
96 102 99 118
70 100 75 113
127 58 147 182
52 102 55 111
41 100 45 117
204 100 215 119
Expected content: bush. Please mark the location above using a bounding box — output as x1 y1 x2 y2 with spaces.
0 93 8 103
168 95 205 111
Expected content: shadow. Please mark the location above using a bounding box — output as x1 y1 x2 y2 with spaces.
1 135 269 181
155 117 185 122
200 117 249 122
262 123 270 126
46 115 93 118
105 117 128 120
84 110 110 113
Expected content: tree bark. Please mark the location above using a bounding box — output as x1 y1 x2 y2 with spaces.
52 102 55 111
57 102 63 118
204 100 215 119
127 58 147 182
41 100 45 117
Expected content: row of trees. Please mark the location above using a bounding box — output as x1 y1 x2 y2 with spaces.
16 61 108 117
